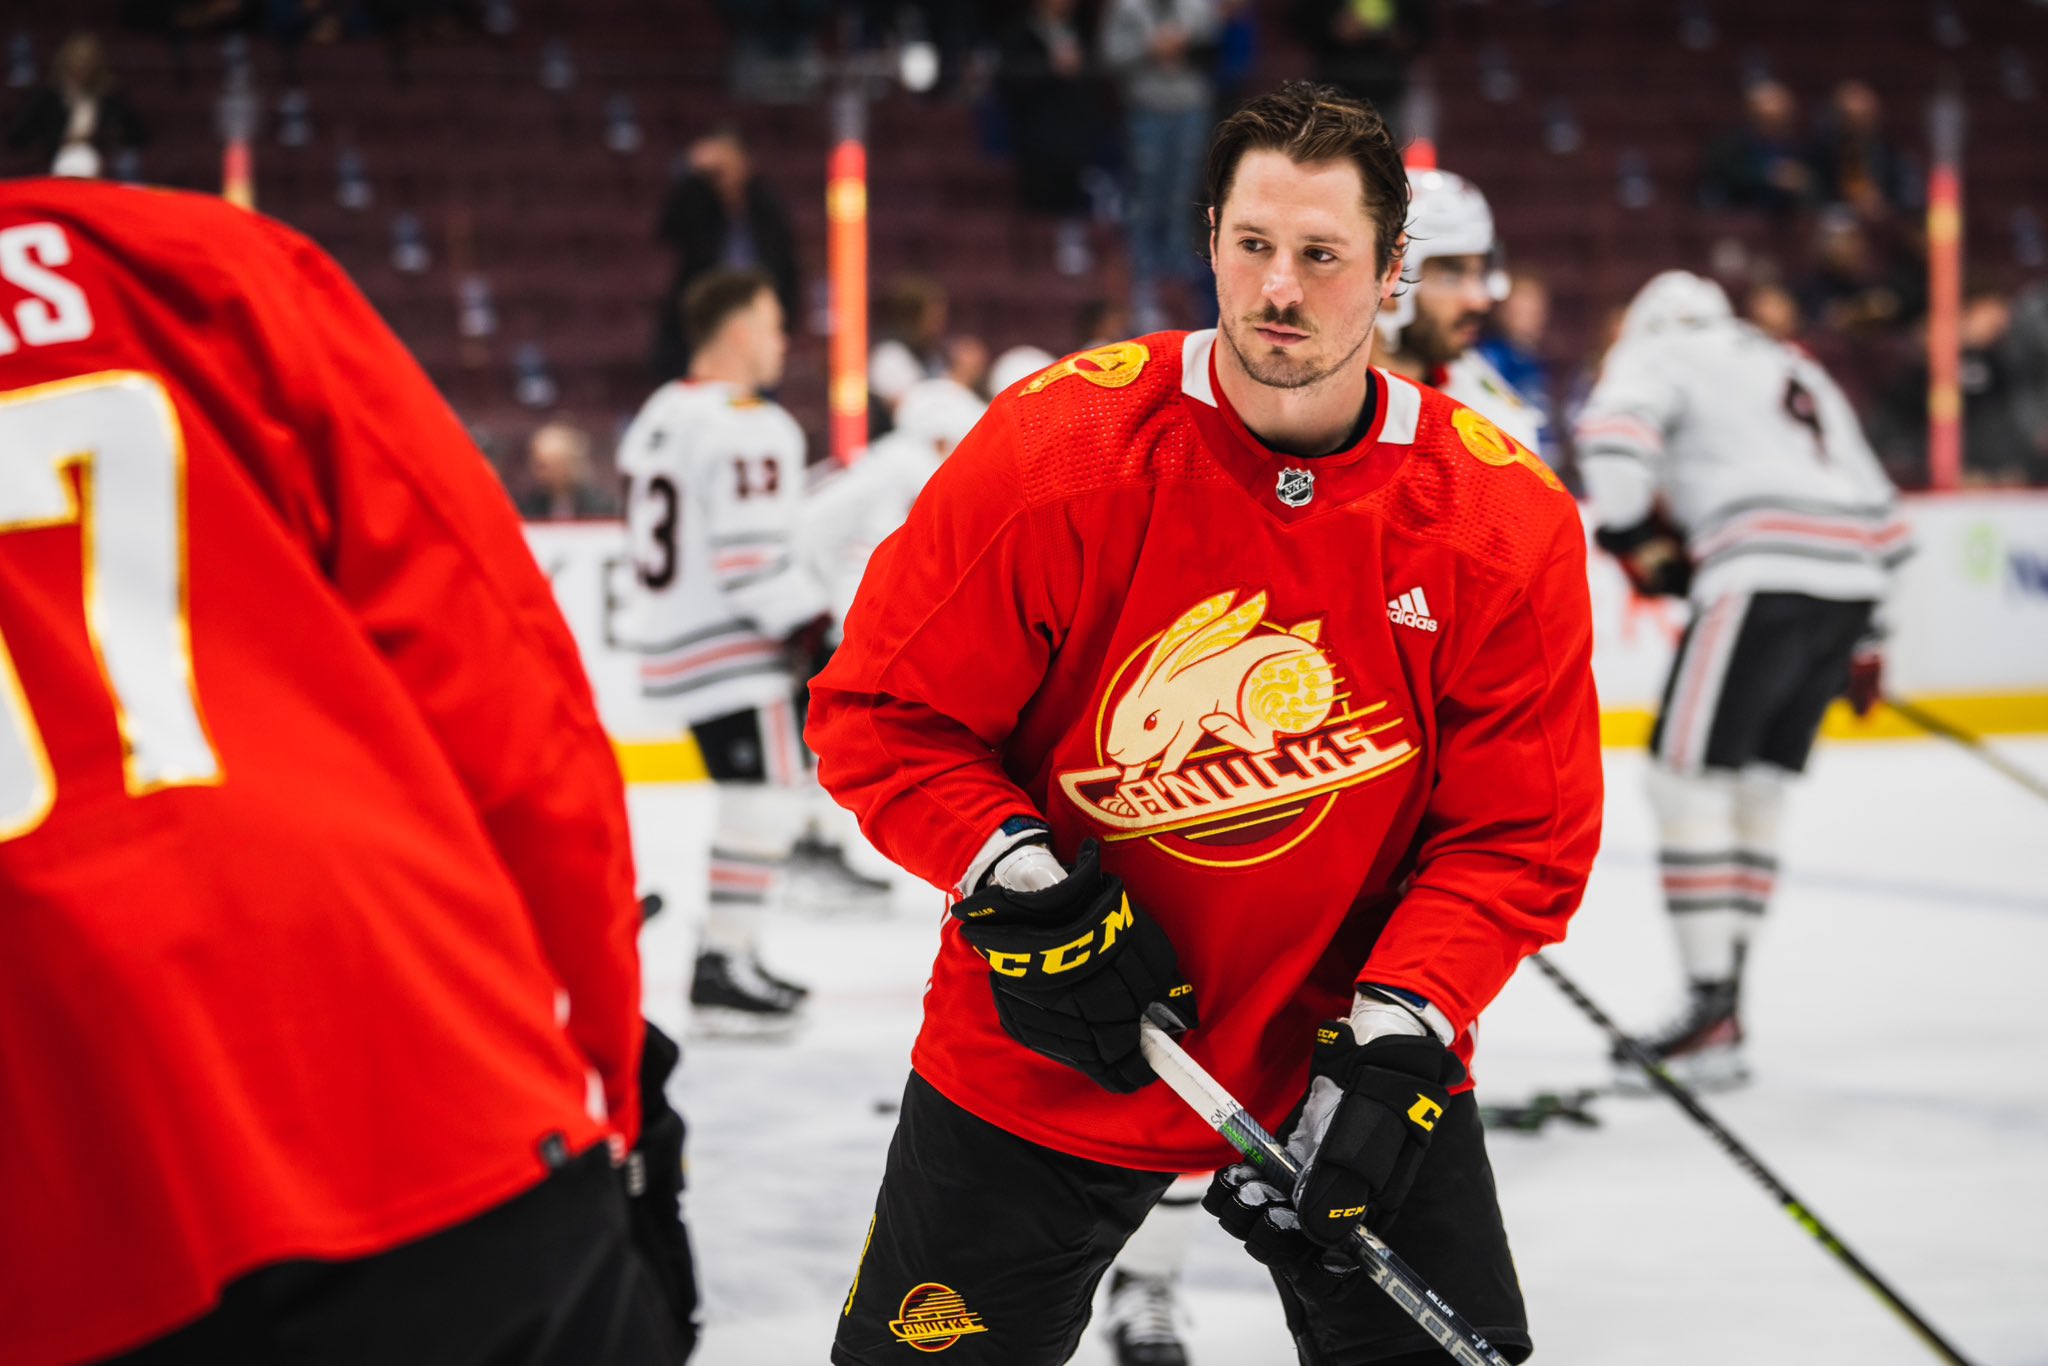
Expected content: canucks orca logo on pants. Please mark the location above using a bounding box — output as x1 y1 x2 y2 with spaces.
887 1282 988 1353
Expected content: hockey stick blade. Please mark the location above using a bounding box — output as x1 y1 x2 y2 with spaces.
1531 955 1980 1366
1479 1088 1602 1134
1137 1013 1512 1366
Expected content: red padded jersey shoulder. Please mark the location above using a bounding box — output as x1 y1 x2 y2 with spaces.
1363 379 1581 586
989 332 1229 507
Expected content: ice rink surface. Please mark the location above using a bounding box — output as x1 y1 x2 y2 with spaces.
634 737 2048 1366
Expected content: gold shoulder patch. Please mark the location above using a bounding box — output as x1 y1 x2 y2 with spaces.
1023 341 1150 395
1450 407 1564 492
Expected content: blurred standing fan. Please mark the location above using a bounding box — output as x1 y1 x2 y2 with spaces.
336 145 372 210
1617 148 1654 210
513 342 558 409
1542 98 1581 155
1999 47 2034 102
604 94 643 154
7 32 35 89
457 275 498 342
1678 0 1718 51
277 88 312 149
1477 43 1519 103
539 39 575 92
390 211 429 274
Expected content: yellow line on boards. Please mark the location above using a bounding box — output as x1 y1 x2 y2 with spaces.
1599 691 2048 750
614 737 708 785
613 692 2048 786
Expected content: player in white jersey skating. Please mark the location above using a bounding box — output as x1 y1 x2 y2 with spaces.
620 269 833 1029
1576 270 1911 1087
1375 167 1546 454
800 376 986 628
779 377 988 906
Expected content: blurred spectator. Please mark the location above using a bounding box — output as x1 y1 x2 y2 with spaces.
717 0 829 98
1476 269 1556 431
1288 0 1435 136
1870 290 2048 488
1809 79 1913 217
717 0 829 57
651 126 801 381
1213 0 1262 108
1795 209 1923 334
1102 0 1220 331
946 333 992 395
2008 282 2048 474
1745 282 1803 341
1698 79 1816 216
517 421 618 520
870 275 952 411
997 0 1105 276
4 32 146 179
1079 296 1132 348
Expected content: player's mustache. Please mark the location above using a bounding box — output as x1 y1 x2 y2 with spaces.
1246 306 1312 333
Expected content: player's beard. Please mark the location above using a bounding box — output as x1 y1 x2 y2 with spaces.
1221 301 1378 392
1405 306 1487 372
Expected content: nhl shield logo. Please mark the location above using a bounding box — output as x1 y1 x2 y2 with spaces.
1275 467 1315 507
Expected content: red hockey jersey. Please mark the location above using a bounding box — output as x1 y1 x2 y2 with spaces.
0 182 642 1365
809 332 1602 1172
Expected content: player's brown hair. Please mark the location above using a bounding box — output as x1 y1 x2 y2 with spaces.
682 268 774 349
1204 82 1410 276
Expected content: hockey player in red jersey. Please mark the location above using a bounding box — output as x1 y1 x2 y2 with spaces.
810 84 1602 1364
0 181 684 1365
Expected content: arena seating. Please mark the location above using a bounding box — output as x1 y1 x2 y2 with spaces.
6 0 2043 486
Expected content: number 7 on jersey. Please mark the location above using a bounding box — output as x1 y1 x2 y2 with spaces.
0 371 221 841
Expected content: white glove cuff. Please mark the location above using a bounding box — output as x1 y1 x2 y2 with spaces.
955 819 1054 897
990 844 1065 893
1350 987 1455 1047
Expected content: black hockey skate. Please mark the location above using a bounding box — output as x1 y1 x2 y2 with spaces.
689 950 808 1038
1103 1270 1189 1366
1614 977 1748 1092
782 833 893 915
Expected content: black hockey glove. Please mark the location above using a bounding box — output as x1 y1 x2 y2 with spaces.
625 1021 700 1360
1596 513 1693 598
1286 1022 1464 1243
1203 1163 1363 1299
950 839 1197 1093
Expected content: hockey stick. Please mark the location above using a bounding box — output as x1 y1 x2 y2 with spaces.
1883 694 2048 804
1529 954 1979 1366
1136 1014 1512 1366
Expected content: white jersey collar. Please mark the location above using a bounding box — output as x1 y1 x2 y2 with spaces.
1180 328 1419 448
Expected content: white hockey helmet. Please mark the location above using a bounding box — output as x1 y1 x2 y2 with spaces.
1620 270 1733 338
892 377 986 455
988 344 1057 396
1378 169 1510 343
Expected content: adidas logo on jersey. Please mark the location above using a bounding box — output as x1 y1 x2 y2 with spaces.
1387 587 1440 633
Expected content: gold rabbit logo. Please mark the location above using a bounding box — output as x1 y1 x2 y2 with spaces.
1104 590 1336 780
1058 588 1419 867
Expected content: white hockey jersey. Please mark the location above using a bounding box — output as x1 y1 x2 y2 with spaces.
1575 319 1909 605
617 379 830 726
799 430 944 626
1438 349 1546 454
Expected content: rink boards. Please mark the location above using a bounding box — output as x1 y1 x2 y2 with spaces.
525 490 2048 783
